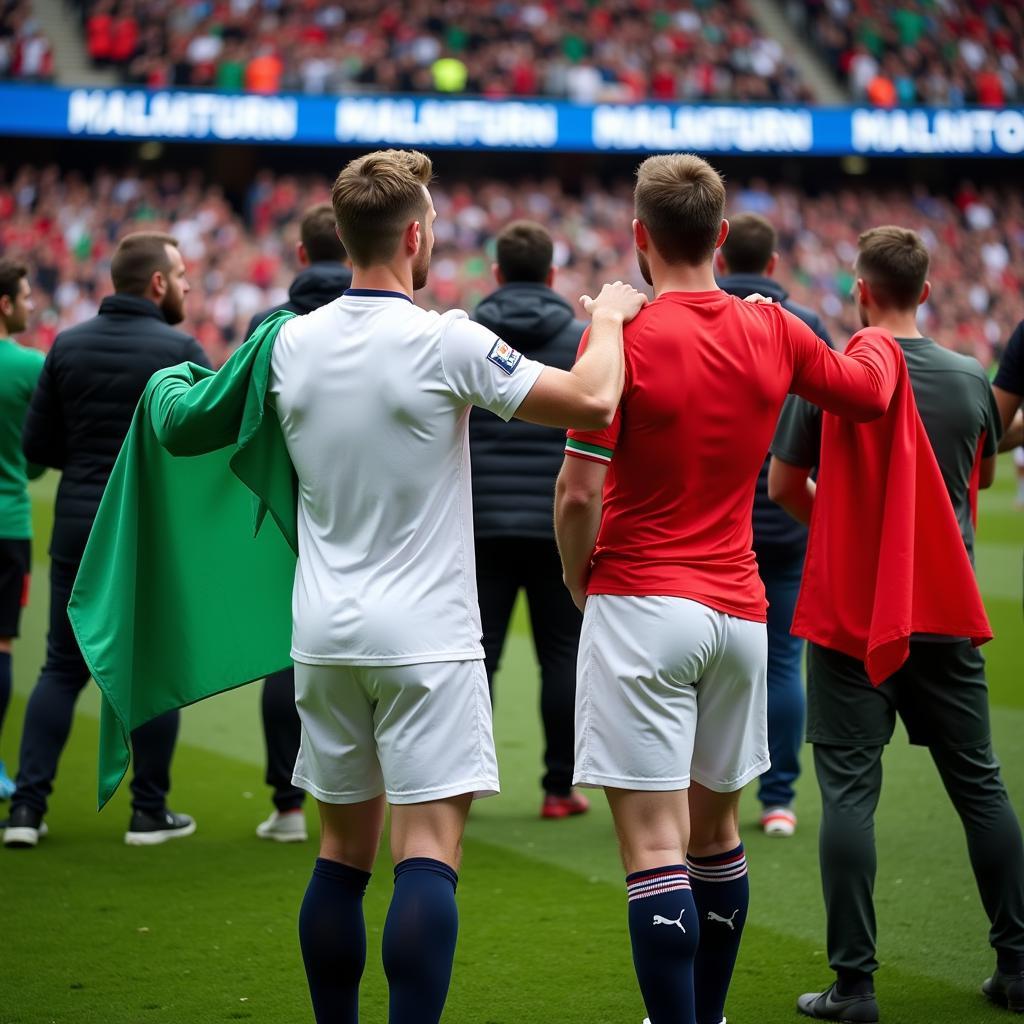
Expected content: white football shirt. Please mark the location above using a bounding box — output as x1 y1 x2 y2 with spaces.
269 289 544 666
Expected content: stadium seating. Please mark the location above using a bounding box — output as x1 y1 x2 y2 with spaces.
1 165 1019 368
73 0 813 102
0 0 53 80
787 0 1023 107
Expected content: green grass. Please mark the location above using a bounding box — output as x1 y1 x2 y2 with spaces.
2 470 1022 1023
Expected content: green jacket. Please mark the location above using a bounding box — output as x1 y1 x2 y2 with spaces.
68 313 298 808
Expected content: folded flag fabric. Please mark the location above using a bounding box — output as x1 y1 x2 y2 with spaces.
68 312 299 808
791 327 992 684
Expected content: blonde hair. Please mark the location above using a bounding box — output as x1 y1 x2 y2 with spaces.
634 153 726 266
331 149 433 267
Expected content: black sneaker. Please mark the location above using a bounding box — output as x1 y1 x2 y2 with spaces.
124 809 196 846
3 804 49 848
797 982 880 1023
983 970 1024 1013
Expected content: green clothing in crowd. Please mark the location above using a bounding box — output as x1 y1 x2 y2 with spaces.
0 337 45 539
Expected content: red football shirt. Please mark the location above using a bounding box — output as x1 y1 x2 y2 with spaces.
565 291 899 622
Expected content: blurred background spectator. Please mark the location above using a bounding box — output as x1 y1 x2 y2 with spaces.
1 163 1020 368
786 0 1023 107
72 0 813 102
0 0 53 81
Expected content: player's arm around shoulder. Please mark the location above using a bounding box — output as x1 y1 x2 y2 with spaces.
514 281 646 431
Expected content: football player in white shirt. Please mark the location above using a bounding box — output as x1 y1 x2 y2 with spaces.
269 148 645 1024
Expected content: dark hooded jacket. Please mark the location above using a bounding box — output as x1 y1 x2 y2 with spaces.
22 295 210 562
717 272 834 560
246 262 352 339
470 282 586 539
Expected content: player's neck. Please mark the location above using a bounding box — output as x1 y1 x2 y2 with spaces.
350 264 414 300
651 263 719 297
868 312 923 339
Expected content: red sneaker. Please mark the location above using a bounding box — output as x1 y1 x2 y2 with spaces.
541 791 590 820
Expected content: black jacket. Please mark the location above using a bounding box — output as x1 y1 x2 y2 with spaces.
469 283 586 539
246 262 352 339
717 272 834 561
22 295 210 562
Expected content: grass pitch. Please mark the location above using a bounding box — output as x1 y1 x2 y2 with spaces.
1 471 1021 1023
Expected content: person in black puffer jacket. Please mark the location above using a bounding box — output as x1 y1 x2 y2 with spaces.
245 202 352 340
4 233 209 850
247 203 350 845
715 211 833 838
470 220 590 820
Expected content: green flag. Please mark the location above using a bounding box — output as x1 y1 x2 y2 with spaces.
68 313 299 808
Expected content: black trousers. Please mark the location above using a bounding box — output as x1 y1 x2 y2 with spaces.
262 667 304 812
475 536 582 796
13 557 180 816
808 641 1024 977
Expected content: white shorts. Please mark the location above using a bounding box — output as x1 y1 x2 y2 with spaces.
573 595 769 793
292 659 500 805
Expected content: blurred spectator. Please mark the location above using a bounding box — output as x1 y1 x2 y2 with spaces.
0 0 53 81
0 164 1020 371
789 0 1023 107
73 0 815 102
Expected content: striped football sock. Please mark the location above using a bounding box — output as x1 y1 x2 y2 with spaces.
687 844 749 1024
626 865 699 1024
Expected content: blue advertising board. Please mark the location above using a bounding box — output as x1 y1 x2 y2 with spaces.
2 84 1022 158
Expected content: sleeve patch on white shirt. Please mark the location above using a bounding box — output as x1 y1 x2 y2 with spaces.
486 339 523 375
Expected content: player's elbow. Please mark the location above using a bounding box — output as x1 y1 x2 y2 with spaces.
555 472 602 512
572 395 616 431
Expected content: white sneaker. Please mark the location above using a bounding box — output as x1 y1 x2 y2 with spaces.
760 806 797 837
256 809 308 843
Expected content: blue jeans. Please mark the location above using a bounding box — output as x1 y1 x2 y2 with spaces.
757 554 806 809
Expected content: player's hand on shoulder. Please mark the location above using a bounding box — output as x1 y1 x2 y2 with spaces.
580 281 647 324
743 292 775 304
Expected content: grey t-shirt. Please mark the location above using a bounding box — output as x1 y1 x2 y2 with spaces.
771 336 1002 563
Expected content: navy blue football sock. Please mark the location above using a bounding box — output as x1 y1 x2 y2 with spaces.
0 651 11 737
626 865 700 1024
299 857 372 1024
383 857 460 1024
687 844 749 1024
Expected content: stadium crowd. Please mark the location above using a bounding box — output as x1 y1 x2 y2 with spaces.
78 0 813 102
788 0 1023 107
1 163 1020 368
0 0 53 80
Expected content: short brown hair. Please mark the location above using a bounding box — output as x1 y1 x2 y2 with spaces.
634 153 726 266
856 226 930 310
300 202 347 263
495 220 553 283
110 232 179 297
0 258 28 305
720 212 776 275
331 149 433 267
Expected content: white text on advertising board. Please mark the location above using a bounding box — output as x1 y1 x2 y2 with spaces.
334 98 559 148
67 90 298 141
852 109 1024 154
592 105 814 152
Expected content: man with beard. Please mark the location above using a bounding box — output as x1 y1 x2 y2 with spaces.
273 148 644 1024
246 203 351 845
4 233 210 849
